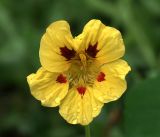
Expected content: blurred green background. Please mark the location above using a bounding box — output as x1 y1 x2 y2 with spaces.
0 0 160 137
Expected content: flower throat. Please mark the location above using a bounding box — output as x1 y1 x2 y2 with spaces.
67 52 100 89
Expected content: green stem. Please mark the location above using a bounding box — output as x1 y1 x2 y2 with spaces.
85 125 91 137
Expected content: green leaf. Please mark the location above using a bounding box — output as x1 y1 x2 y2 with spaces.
124 75 160 137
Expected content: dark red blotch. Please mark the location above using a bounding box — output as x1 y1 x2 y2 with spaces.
86 43 99 58
97 72 105 82
77 86 86 96
60 47 75 60
56 74 67 83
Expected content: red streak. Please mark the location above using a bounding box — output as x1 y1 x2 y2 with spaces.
97 72 105 82
56 74 67 83
77 86 86 95
86 43 99 58
60 47 75 60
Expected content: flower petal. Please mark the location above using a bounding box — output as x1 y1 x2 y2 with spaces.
27 67 69 107
59 87 103 125
93 59 131 103
40 20 76 72
82 19 125 63
101 59 131 79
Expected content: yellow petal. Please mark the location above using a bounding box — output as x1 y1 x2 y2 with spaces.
74 33 84 51
40 20 75 72
27 67 69 107
93 59 131 103
96 27 125 64
101 59 131 80
82 19 105 49
82 19 125 64
59 87 103 125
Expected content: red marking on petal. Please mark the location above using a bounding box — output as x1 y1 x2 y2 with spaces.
77 86 86 95
56 74 67 83
86 43 99 58
97 72 105 82
60 47 75 60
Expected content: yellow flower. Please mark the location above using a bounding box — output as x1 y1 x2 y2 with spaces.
27 19 131 125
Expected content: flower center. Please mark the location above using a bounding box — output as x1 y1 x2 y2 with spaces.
79 53 87 67
67 52 100 90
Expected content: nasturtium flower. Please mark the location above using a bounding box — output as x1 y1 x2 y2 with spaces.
27 19 131 125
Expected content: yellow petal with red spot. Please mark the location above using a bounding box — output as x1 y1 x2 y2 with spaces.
93 59 131 103
82 19 125 64
59 87 103 125
82 19 105 50
27 67 69 107
40 21 76 72
101 59 131 79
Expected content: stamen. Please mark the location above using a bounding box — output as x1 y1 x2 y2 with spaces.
79 53 87 67
97 72 105 82
79 53 86 62
56 74 67 83
60 47 75 60
77 86 86 95
86 42 99 58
